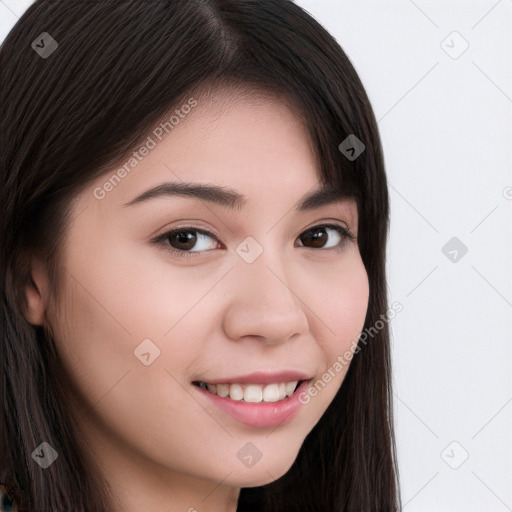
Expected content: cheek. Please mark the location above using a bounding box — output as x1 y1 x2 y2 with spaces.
293 257 368 421
311 250 370 355
50 243 175 411
51 240 213 413
50 262 212 471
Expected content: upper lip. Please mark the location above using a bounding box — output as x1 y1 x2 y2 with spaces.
195 370 313 385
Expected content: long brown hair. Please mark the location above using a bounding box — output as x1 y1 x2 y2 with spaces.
1 1 401 510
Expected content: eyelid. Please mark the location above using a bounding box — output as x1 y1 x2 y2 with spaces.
149 220 356 257
303 218 353 235
150 225 222 249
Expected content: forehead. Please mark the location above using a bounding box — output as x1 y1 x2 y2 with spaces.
160 86 319 179
76 86 357 226
96 89 311 183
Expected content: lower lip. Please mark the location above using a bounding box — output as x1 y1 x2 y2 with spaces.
193 380 311 428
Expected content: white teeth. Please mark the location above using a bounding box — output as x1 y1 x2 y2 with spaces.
262 383 280 402
216 383 229 397
286 381 298 397
244 385 263 403
198 380 302 402
229 383 244 401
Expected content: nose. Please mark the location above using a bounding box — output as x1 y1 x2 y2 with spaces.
221 251 310 346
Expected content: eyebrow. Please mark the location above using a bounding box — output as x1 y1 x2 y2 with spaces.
122 181 352 212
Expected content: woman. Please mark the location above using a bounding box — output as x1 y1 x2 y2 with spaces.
0 0 401 510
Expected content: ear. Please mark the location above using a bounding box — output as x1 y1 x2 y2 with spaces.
23 257 49 326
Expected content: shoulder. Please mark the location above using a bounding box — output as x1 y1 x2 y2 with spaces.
0 484 18 512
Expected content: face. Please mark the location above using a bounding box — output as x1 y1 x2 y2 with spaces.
43 88 369 492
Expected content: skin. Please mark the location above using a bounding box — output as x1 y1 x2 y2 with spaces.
24 87 369 512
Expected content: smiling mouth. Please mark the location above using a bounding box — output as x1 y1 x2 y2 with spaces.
192 380 306 403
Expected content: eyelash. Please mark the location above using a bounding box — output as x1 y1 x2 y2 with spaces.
151 223 356 259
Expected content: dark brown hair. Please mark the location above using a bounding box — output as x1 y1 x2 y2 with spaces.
1 0 401 510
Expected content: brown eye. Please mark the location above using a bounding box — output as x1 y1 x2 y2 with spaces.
297 224 354 250
152 227 221 258
168 229 198 251
300 226 329 248
151 223 355 259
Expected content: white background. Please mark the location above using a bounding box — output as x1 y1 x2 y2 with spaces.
1 1 511 511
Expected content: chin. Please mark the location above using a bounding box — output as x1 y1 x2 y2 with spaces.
225 457 296 488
